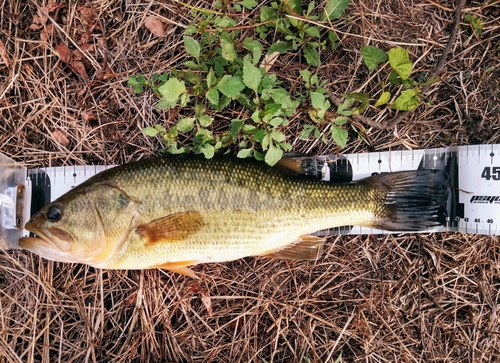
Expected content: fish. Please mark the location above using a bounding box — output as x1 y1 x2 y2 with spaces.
19 156 449 278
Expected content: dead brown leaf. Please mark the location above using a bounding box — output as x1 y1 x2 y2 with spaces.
55 44 71 63
51 129 70 147
80 43 95 52
81 110 97 123
200 291 213 317
260 51 280 72
144 16 166 37
39 24 54 42
55 44 89 79
29 1 61 30
71 61 89 79
77 4 98 28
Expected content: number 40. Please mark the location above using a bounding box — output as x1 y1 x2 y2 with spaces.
481 167 500 180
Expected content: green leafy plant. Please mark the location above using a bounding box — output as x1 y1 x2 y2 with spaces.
256 1 343 67
130 0 353 165
128 73 168 94
464 13 483 35
299 69 354 148
360 45 438 111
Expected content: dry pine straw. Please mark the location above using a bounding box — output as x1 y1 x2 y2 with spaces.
0 0 499 362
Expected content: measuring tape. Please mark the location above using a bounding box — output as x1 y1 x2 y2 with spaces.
0 144 499 249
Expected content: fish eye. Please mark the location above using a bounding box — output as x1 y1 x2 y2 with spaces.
46 205 62 222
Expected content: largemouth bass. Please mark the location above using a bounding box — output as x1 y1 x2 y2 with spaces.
19 156 448 278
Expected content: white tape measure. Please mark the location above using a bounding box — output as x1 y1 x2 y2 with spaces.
0 144 499 249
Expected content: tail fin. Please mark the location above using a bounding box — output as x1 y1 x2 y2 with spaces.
369 170 449 231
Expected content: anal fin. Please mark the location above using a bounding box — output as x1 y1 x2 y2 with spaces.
265 235 325 260
154 260 200 279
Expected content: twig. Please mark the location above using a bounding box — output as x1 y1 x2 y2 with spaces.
388 0 466 128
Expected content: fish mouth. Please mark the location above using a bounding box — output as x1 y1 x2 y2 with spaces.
19 222 74 259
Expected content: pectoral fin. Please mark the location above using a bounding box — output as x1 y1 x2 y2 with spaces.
265 235 325 260
154 260 200 279
137 211 205 246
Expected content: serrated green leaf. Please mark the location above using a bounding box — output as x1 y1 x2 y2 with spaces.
220 32 237 62
310 91 327 110
307 1 315 15
206 88 219 106
215 75 245 98
331 125 348 148
391 89 420 111
305 26 321 38
237 148 253 158
261 74 277 89
215 94 231 111
263 102 282 115
254 129 266 143
230 119 244 140
142 126 161 137
183 60 199 69
236 93 254 110
337 99 353 116
300 125 315 139
388 70 403 85
194 128 213 142
198 114 213 127
251 108 261 123
299 69 311 87
243 37 263 64
242 56 262 92
279 142 292 151
328 31 339 49
374 91 391 107
268 117 285 127
254 150 264 161
333 116 347 126
132 85 144 94
263 88 299 116
261 134 270 150
303 44 319 67
237 0 257 9
361 45 387 70
177 117 196 132
157 78 187 109
200 144 215 159
184 24 197 36
183 36 200 59
214 16 235 28
260 6 277 21
324 0 350 20
264 143 283 166
388 47 412 80
288 0 301 14
268 42 293 54
270 131 286 142
206 68 216 88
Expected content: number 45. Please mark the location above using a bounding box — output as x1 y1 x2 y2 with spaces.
481 167 500 180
